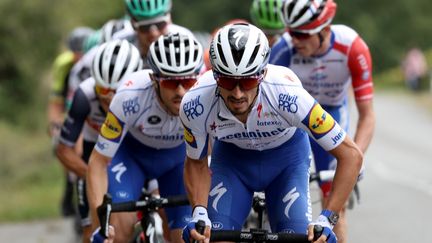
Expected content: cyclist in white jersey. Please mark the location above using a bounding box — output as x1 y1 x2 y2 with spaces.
180 23 362 243
56 40 143 243
68 0 193 106
270 1 375 242
88 33 203 243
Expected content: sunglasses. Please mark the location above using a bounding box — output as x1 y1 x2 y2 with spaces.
289 30 314 40
216 73 263 91
133 20 168 32
95 85 115 97
155 76 198 90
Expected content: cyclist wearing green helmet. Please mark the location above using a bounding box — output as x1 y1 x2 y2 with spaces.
250 0 285 47
123 0 192 59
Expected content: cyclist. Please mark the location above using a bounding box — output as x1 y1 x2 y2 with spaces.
121 0 193 61
180 23 363 243
250 0 285 47
56 39 143 243
69 0 194 105
88 33 203 243
68 18 136 104
47 26 94 217
270 1 375 242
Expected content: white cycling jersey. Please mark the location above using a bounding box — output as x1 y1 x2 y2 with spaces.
94 69 184 158
180 64 346 160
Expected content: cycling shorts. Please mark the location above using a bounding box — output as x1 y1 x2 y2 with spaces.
208 129 312 234
107 133 191 229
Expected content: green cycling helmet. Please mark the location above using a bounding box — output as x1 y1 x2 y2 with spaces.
125 0 172 21
250 0 285 34
83 30 102 53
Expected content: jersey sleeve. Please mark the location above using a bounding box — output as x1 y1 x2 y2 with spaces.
59 88 91 147
94 92 130 158
269 33 292 67
348 36 374 101
279 86 347 151
179 93 209 160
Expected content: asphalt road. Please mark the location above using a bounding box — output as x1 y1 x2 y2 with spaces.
0 92 431 243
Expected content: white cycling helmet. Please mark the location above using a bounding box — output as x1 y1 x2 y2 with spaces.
148 33 203 76
209 23 270 77
282 0 337 34
91 39 143 89
100 19 134 43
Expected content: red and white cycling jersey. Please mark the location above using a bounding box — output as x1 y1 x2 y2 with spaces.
94 70 184 158
270 25 373 106
179 65 346 160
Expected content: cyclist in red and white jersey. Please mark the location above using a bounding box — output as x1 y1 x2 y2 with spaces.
56 40 143 243
270 1 375 242
181 23 362 243
88 33 203 243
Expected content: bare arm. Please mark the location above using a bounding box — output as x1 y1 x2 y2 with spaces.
56 143 88 178
87 149 111 228
354 99 375 153
47 101 65 137
325 136 363 212
184 156 211 208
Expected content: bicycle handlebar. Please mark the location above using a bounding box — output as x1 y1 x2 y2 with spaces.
210 229 310 242
96 193 190 238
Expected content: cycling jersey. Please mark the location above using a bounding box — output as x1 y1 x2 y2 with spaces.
270 25 373 106
179 64 347 232
270 25 372 183
50 51 75 105
94 69 190 229
180 64 346 159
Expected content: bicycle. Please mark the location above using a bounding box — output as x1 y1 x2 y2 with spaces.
96 192 189 243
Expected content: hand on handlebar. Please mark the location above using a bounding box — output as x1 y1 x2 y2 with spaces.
182 206 211 243
308 212 337 243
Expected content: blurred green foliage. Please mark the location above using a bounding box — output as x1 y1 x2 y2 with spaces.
0 0 431 125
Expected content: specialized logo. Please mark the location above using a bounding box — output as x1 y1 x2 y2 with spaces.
183 125 197 148
111 162 127 183
125 80 133 86
257 103 263 118
233 30 245 49
183 95 204 121
278 93 298 113
209 182 227 213
122 96 140 116
283 187 300 219
100 112 124 142
303 103 335 137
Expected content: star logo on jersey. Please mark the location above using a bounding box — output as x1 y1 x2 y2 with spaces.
210 122 217 131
